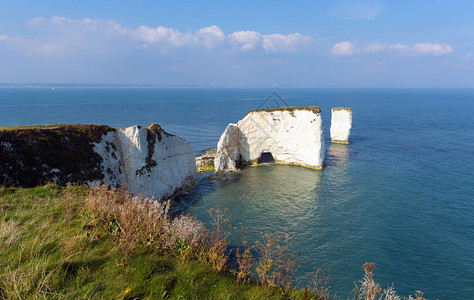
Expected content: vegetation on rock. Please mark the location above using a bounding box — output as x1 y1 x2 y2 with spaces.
196 149 217 173
0 124 113 187
247 106 322 116
332 107 352 112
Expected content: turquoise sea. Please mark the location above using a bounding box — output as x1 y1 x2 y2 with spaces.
1 88 473 299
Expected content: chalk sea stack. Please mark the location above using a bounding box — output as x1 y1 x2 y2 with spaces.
330 107 352 144
0 123 195 200
215 107 325 171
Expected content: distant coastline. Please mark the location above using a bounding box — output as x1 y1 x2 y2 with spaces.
2 83 473 89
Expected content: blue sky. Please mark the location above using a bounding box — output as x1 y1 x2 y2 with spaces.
1 0 473 87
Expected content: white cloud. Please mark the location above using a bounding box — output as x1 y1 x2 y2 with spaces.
228 31 313 53
332 41 453 57
0 35 65 56
228 31 262 51
388 43 410 53
131 24 227 49
412 43 453 56
4 16 314 56
331 41 356 56
104 20 130 36
195 25 226 49
465 52 472 60
262 33 313 53
364 43 386 53
28 16 103 33
113 21 313 53
134 25 196 47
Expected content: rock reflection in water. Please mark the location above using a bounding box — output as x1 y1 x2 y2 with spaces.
327 143 350 165
181 164 323 240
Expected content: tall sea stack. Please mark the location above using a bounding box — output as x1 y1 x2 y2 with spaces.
330 107 352 144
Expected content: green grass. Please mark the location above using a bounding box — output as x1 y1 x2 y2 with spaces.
196 149 217 173
0 185 312 299
247 106 321 116
203 149 217 155
0 124 75 131
0 124 113 137
331 107 352 112
197 160 216 172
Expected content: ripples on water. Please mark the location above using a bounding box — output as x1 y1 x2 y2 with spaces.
1 88 473 299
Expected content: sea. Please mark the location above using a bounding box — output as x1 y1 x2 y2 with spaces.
1 87 473 299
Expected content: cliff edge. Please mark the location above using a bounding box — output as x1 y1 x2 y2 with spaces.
0 123 195 200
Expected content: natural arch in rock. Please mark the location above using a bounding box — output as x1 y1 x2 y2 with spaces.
258 152 275 164
214 107 325 171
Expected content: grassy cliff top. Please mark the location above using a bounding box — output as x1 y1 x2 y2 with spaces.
247 106 321 116
332 107 352 112
0 124 116 187
0 124 114 142
0 184 313 299
0 124 88 131
0 123 113 131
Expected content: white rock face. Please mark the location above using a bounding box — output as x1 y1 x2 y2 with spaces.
94 124 195 200
330 108 352 143
215 107 325 170
93 131 120 186
214 124 239 171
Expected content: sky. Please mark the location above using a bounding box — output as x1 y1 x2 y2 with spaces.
0 0 473 87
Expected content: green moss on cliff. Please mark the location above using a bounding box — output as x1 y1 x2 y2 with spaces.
332 107 352 112
196 150 217 173
246 106 321 116
0 124 114 187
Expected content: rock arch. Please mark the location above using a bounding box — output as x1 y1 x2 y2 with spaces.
258 152 275 163
214 107 325 171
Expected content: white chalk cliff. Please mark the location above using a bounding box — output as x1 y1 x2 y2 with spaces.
215 107 325 171
214 124 240 171
93 124 195 200
330 107 352 144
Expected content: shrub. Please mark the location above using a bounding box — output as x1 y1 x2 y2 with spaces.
352 263 428 300
235 226 254 284
205 206 232 271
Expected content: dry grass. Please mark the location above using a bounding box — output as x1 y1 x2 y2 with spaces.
253 232 300 293
351 263 429 300
164 214 206 261
1 232 81 299
0 184 432 299
307 268 333 300
84 185 211 265
248 106 322 115
332 107 352 112
85 186 172 259
255 232 279 287
235 226 254 284
204 206 232 271
0 218 21 247
2 184 310 299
